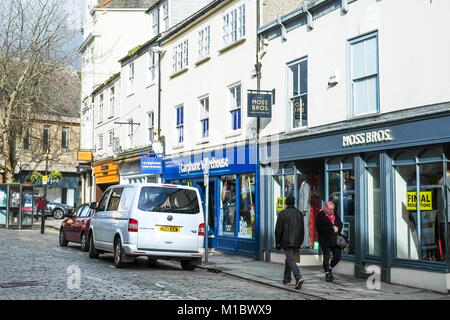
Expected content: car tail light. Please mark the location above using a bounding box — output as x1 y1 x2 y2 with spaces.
198 223 205 236
128 219 138 232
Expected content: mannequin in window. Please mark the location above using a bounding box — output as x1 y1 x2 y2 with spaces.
298 175 312 248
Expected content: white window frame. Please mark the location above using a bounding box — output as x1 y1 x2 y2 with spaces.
175 105 184 144
108 130 114 146
109 86 115 118
148 111 155 143
161 1 169 31
228 83 242 132
199 95 209 139
173 40 188 74
151 9 158 36
98 134 103 150
128 62 135 95
147 51 156 85
223 4 246 47
98 93 104 123
287 57 308 131
198 25 210 60
348 32 379 118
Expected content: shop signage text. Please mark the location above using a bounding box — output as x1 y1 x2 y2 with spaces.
140 157 163 174
342 129 393 147
247 92 272 118
406 191 433 211
179 157 229 175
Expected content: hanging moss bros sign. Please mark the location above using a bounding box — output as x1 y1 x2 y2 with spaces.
247 91 272 118
342 129 393 147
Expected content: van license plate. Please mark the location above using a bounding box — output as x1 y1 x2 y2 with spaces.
158 226 180 232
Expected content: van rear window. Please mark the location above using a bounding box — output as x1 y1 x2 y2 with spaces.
138 187 199 214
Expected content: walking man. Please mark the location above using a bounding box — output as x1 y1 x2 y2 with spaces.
275 195 305 290
315 201 343 282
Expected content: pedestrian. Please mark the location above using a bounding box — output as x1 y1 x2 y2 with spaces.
35 194 47 222
275 195 305 290
315 200 343 282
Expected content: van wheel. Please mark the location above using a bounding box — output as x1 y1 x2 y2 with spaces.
80 232 88 252
114 238 126 268
88 234 99 259
59 229 68 247
181 260 196 271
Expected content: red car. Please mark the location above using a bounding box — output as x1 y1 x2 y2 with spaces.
59 203 95 251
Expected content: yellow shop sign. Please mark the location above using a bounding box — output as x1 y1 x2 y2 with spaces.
406 191 433 211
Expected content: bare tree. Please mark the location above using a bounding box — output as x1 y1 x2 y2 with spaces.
0 0 79 182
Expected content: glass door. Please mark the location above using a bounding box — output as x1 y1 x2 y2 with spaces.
9 185 20 228
0 185 6 227
21 186 34 228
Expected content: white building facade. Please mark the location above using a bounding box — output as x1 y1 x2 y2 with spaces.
257 0 450 292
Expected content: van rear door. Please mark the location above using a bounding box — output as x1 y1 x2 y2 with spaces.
136 186 203 253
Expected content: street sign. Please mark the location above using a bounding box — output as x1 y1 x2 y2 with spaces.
42 176 48 185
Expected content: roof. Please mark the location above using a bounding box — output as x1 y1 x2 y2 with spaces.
96 0 155 9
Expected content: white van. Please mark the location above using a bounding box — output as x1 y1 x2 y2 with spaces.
88 183 205 270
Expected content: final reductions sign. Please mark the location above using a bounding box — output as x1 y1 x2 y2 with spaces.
247 90 272 118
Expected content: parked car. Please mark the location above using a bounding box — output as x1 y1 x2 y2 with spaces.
33 201 73 219
88 183 205 270
59 203 95 251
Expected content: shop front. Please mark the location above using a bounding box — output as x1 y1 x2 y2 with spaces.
93 161 120 201
164 144 259 258
260 113 450 292
118 156 163 185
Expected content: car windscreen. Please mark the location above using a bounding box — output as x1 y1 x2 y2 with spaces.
138 187 199 214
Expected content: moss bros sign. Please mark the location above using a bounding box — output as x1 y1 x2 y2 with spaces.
342 129 393 147
247 91 272 118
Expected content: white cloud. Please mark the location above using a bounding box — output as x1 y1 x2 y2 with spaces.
65 0 85 31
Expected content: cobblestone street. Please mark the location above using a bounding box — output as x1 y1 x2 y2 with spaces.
0 228 308 300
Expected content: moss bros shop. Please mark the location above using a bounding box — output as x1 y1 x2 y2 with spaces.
164 144 259 258
260 113 450 291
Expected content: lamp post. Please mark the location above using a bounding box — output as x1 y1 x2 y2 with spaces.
41 149 50 234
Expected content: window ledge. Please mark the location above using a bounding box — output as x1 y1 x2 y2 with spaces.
195 56 211 67
225 130 242 139
196 138 210 145
170 68 188 79
218 38 246 54
172 143 184 150
146 82 156 89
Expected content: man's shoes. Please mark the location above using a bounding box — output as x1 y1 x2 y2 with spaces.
295 278 304 290
325 272 333 282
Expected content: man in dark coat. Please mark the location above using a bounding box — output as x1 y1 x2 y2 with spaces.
275 195 305 289
315 200 343 282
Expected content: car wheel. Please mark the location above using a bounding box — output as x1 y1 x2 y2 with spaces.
88 233 99 259
59 229 68 247
180 260 196 271
113 238 126 268
80 232 88 252
53 209 64 219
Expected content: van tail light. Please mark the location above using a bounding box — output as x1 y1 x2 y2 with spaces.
198 223 205 236
128 219 138 232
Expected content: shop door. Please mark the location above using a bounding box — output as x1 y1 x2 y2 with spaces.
0 186 6 227
194 179 216 248
8 185 20 228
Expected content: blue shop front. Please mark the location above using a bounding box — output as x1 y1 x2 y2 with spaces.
164 144 259 258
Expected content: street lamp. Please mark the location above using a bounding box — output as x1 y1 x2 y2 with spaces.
41 148 50 234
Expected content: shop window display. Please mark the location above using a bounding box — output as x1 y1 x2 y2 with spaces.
394 158 446 262
219 175 236 237
238 174 255 239
366 166 382 256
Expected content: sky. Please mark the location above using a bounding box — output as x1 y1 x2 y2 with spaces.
64 0 86 71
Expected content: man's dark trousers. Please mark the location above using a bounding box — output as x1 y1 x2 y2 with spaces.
321 245 341 272
283 247 302 283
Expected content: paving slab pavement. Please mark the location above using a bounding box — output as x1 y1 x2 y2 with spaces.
198 251 450 300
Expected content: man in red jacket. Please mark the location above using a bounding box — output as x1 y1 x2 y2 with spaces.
35 194 47 221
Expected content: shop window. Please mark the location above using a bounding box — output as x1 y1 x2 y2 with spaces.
219 175 236 237
366 164 381 256
394 150 447 262
327 162 355 255
239 174 255 239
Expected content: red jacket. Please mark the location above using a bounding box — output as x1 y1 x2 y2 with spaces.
35 197 46 210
